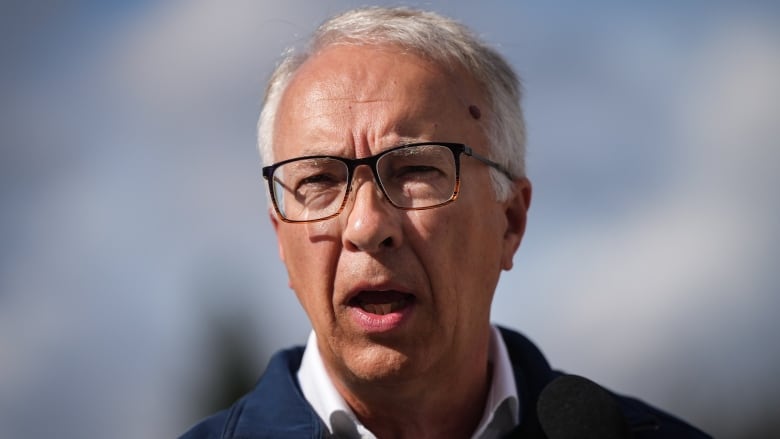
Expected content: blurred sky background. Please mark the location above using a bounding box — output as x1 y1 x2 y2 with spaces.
1 0 779 438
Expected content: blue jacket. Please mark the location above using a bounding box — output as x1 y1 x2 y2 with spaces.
181 327 710 438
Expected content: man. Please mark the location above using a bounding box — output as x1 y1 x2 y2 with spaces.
182 7 710 438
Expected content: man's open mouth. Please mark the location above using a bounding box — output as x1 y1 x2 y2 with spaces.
348 290 415 316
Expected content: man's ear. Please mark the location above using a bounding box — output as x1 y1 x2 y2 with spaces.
269 209 286 263
501 177 532 271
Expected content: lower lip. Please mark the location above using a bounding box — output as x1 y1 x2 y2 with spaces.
348 303 414 333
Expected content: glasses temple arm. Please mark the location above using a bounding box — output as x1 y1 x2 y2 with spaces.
463 146 515 179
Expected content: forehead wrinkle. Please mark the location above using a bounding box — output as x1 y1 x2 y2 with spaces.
297 92 438 147
277 45 488 161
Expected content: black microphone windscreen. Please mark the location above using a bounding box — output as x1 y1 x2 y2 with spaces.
537 374 631 439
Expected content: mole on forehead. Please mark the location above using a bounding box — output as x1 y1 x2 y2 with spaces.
468 105 482 120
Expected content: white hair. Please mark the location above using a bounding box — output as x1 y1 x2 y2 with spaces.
257 7 526 200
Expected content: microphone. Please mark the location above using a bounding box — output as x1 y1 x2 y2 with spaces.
537 374 631 439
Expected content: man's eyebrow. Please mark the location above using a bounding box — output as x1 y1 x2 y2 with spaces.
296 137 431 157
392 136 428 147
296 145 340 157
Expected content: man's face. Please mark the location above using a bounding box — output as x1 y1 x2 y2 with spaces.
271 45 530 386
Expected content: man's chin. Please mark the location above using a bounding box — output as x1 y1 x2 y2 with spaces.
337 343 419 384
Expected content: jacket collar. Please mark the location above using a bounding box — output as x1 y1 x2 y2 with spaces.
224 346 328 438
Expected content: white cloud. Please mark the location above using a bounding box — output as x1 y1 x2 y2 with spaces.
106 0 325 112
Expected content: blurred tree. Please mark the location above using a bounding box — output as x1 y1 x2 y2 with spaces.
197 312 264 416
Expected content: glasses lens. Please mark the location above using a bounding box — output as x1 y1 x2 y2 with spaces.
271 158 349 221
377 144 457 208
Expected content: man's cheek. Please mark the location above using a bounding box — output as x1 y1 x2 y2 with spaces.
287 241 337 292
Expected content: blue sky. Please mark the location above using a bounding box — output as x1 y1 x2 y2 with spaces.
1 1 779 437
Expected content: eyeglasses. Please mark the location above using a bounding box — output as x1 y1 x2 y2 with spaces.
262 142 512 223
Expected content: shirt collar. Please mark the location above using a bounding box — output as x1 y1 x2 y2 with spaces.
296 325 520 438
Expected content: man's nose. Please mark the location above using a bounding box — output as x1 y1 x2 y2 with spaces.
340 167 403 253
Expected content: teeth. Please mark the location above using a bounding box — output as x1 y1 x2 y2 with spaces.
391 299 405 312
360 299 406 315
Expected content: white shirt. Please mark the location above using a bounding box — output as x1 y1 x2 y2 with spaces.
297 326 520 438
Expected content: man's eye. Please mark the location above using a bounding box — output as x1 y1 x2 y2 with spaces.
395 165 443 179
295 173 342 192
